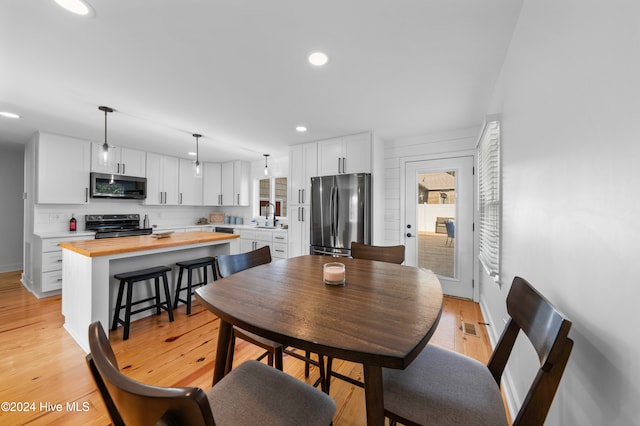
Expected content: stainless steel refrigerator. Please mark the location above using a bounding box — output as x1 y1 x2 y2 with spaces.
310 173 371 256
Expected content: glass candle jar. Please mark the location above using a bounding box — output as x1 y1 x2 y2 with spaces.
323 262 346 285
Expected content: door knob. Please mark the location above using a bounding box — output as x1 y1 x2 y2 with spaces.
406 233 413 238
407 224 412 228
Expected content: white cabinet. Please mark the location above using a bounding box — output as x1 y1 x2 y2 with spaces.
178 158 203 205
289 142 317 205
317 132 371 176
91 145 146 177
288 205 311 257
33 234 92 295
36 132 91 204
146 153 179 205
288 142 315 257
221 160 250 206
203 162 222 206
239 229 288 259
271 230 289 259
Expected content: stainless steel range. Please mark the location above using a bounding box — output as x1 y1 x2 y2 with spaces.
86 214 153 239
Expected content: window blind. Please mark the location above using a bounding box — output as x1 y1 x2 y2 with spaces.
477 119 501 282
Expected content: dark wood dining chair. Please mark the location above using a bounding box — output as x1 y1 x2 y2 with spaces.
217 246 327 389
322 241 406 394
382 276 573 426
216 246 281 372
351 241 406 264
86 321 336 426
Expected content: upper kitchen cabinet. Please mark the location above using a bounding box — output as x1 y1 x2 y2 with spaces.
178 158 203 205
145 153 179 205
36 132 91 204
91 145 146 177
317 132 371 176
203 162 222 206
289 142 317 205
221 160 250 206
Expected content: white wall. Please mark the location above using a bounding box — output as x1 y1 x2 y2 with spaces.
481 1 640 424
384 128 477 245
0 145 24 272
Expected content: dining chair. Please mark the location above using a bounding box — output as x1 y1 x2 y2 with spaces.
86 321 336 426
322 241 406 394
444 220 455 247
350 241 406 264
216 246 282 372
216 246 326 389
382 276 573 426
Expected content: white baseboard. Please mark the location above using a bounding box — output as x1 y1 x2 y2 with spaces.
0 263 23 273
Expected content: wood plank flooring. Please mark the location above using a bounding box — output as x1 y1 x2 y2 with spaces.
0 270 493 425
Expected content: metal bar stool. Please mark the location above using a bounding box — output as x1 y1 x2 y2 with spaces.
111 266 174 340
173 256 217 315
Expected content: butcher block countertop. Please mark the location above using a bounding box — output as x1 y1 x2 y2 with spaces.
59 231 239 257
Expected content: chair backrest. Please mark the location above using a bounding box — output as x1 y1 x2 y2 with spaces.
350 241 405 264
445 221 455 238
216 245 272 278
86 322 215 426
487 276 573 426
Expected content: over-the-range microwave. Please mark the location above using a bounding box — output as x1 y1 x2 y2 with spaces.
90 172 147 199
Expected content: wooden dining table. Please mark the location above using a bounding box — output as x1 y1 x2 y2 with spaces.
195 255 443 426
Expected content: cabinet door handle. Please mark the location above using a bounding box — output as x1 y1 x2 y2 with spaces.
122 163 126 175
301 188 305 204
298 189 302 204
179 193 183 204
342 157 346 173
85 187 89 203
237 194 240 205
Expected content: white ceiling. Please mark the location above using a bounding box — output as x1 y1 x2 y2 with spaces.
0 0 522 162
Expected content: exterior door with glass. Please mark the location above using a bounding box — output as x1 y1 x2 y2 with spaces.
405 156 474 299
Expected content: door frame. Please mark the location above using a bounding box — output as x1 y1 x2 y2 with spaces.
399 150 479 302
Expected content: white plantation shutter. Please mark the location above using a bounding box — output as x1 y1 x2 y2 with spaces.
477 119 501 283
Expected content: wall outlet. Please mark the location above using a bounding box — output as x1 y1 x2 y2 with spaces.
49 214 61 222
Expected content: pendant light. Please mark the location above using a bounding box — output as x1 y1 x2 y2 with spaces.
263 154 270 176
193 133 202 177
98 106 114 163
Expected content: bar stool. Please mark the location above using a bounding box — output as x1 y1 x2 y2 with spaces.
111 266 174 340
173 256 217 315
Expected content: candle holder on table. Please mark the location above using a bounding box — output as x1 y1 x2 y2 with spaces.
323 262 346 286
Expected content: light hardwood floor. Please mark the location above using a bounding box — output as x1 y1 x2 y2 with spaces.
0 270 492 425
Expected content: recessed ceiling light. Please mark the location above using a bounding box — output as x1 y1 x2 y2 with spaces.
308 52 329 66
0 111 20 119
296 126 307 132
54 0 95 17
188 152 197 156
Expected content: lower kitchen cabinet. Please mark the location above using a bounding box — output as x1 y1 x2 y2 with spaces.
33 234 93 296
239 229 288 259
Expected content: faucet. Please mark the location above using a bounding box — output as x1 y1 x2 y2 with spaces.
266 203 277 227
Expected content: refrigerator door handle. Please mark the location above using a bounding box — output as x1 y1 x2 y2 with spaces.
330 184 337 246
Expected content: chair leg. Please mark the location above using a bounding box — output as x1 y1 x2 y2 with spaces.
304 350 311 377
325 356 333 394
111 280 125 331
154 277 162 315
123 281 133 340
186 267 193 315
211 261 218 281
274 346 283 371
225 333 236 375
162 272 174 322
173 267 184 309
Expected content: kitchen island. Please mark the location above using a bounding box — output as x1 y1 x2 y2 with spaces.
59 231 239 352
